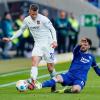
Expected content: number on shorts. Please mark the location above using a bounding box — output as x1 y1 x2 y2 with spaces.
50 53 54 60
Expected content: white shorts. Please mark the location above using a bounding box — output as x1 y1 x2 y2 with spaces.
32 45 55 63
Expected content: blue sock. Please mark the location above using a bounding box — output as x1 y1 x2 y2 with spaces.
42 79 56 88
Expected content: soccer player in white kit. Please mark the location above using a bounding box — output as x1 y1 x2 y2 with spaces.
3 4 58 92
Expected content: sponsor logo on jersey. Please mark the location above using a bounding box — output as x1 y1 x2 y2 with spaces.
89 56 92 59
80 57 90 63
30 26 39 30
37 20 40 24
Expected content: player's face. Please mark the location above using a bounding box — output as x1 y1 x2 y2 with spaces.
59 11 66 19
6 13 12 20
29 9 38 20
80 39 90 52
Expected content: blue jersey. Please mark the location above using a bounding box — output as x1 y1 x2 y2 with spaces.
68 45 97 81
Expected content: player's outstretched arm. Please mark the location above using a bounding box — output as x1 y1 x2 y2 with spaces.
2 29 23 42
2 37 11 42
92 56 100 76
2 19 28 42
43 17 57 48
73 37 87 54
93 66 100 76
73 45 80 53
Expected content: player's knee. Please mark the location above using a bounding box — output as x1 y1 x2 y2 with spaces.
52 75 63 83
72 85 81 93
47 64 54 72
32 58 36 66
47 66 51 71
32 62 37 66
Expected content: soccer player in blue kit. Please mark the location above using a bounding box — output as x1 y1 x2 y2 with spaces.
35 37 100 93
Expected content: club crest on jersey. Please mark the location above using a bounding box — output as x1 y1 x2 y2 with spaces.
80 57 90 63
37 20 40 24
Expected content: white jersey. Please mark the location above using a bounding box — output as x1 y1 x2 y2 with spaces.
11 14 57 46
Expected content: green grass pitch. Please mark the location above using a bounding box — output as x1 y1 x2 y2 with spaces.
0 57 100 100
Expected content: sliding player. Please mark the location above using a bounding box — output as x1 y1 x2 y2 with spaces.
35 37 100 93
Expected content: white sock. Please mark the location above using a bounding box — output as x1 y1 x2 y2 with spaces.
50 69 56 78
30 66 38 80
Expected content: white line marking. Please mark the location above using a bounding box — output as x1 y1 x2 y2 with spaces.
0 82 16 87
0 71 29 77
0 70 66 88
0 60 69 77
1 62 100 77
0 67 47 77
1 63 100 88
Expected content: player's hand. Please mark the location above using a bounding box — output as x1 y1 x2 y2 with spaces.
51 41 58 48
79 37 87 46
2 37 11 42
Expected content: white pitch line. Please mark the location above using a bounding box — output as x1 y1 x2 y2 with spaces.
0 70 100 88
0 82 16 87
1 62 100 77
0 67 47 77
1 63 100 88
0 70 66 88
0 71 29 77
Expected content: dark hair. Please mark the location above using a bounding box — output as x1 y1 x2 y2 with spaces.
86 38 92 47
4 12 10 18
29 4 39 11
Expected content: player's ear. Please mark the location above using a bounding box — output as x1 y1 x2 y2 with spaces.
88 45 90 49
29 9 31 14
79 40 82 46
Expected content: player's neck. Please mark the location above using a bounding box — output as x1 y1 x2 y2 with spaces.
31 17 36 20
84 50 89 54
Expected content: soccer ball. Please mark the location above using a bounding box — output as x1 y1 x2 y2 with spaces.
16 80 28 92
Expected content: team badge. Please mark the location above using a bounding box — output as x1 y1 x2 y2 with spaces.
37 20 40 24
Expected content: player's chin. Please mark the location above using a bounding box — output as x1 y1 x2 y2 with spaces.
53 45 57 48
52 46 56 49
81 49 87 52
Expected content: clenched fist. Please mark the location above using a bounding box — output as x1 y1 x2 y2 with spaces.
2 37 11 42
51 41 58 48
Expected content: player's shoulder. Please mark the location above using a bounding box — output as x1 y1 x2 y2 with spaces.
87 52 95 59
24 16 30 20
38 14 48 19
37 14 49 22
24 16 31 21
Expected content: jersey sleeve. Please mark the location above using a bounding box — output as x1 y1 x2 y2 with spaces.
92 56 100 76
91 56 98 67
43 17 57 42
10 19 28 40
73 45 81 55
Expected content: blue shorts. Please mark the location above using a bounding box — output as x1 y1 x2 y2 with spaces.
60 72 85 90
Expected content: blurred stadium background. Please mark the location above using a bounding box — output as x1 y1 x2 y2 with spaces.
0 0 100 59
0 0 100 100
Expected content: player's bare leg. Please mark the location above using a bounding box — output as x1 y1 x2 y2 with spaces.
47 63 56 92
47 63 56 78
28 56 41 90
71 85 81 93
